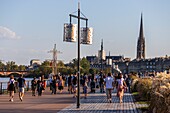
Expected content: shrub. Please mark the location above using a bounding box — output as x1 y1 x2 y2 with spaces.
136 78 152 101
131 75 139 92
149 73 170 113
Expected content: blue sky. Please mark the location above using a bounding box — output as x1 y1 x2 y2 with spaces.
0 0 170 65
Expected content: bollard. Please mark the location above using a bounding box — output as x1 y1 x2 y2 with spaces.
0 82 2 94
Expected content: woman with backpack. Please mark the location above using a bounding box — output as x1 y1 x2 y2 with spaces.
8 75 15 102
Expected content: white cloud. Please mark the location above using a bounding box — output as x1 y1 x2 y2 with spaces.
0 26 20 39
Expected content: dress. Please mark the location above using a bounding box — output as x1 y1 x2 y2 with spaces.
117 78 125 97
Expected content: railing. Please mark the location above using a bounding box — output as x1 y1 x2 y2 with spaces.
0 79 51 95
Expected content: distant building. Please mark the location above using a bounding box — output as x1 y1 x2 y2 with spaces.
86 56 98 65
30 59 41 66
85 14 170 75
86 39 127 71
29 59 41 70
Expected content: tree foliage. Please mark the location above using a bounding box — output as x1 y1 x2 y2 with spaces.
0 58 91 76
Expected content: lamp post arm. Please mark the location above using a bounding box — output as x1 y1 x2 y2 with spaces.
69 14 88 21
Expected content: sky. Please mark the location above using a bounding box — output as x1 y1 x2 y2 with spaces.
0 0 170 65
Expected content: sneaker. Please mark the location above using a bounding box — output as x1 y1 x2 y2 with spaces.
109 99 112 103
9 99 13 102
20 97 23 101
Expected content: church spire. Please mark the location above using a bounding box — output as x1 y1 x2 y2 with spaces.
139 13 144 38
101 39 103 51
137 13 145 60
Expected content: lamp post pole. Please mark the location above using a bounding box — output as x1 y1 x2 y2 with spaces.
69 3 88 108
77 3 80 108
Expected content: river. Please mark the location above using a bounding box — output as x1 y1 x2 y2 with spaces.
0 77 36 90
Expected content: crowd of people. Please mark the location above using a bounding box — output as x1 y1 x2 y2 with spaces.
7 72 132 103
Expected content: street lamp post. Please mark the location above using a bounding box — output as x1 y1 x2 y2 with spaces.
64 3 91 108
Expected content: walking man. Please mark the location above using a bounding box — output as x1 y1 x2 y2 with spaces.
51 76 57 94
104 73 114 103
17 75 26 101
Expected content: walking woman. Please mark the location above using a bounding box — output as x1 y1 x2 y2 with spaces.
117 73 127 103
8 75 15 102
58 76 64 94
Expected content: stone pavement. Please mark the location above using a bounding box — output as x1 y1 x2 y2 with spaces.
0 88 76 113
58 89 148 113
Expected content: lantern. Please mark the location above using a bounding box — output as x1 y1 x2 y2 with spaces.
81 27 93 44
63 23 77 42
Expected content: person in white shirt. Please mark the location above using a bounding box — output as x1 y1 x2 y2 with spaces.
104 73 114 103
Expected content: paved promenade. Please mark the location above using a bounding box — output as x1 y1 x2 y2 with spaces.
59 89 148 113
0 88 76 113
0 88 148 113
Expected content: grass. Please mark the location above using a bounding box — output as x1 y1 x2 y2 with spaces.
132 91 149 113
132 92 139 95
136 101 148 104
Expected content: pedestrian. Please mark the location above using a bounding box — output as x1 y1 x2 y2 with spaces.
37 77 43 96
51 76 57 94
99 75 105 93
8 75 15 102
104 73 114 103
83 80 88 99
117 73 127 103
72 74 77 98
58 76 64 94
31 77 37 96
41 75 46 91
125 75 131 93
67 75 73 94
90 79 95 93
49 76 53 91
17 75 26 101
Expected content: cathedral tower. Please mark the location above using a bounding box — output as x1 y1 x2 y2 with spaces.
137 14 145 59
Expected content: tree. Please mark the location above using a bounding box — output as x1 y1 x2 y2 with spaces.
89 68 100 75
57 60 66 75
39 60 52 75
18 65 26 71
0 61 5 71
80 57 90 74
68 58 77 73
103 67 111 75
6 61 18 71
